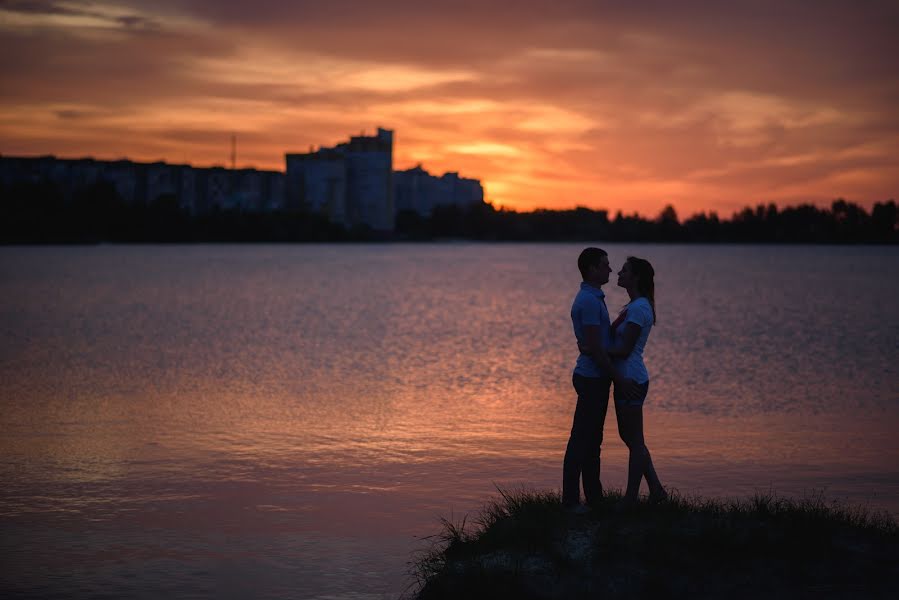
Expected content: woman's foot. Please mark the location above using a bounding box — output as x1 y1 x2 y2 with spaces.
648 487 669 504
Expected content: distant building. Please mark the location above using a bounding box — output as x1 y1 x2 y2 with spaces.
285 128 394 231
103 160 140 204
284 147 347 222
0 155 284 215
394 164 432 216
210 167 285 213
394 164 484 217
2 128 483 230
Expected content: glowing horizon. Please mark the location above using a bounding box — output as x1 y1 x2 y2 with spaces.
2 1 897 217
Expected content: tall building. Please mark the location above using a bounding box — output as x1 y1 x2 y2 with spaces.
285 128 394 231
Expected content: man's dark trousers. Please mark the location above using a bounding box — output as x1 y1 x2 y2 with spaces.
562 373 611 506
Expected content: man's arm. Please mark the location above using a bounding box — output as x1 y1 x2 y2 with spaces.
582 325 641 400
582 324 617 376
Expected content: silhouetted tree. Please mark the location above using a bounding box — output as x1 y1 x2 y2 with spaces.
871 200 897 242
656 204 680 241
682 211 722 242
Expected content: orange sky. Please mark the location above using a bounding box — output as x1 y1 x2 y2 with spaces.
1 1 897 217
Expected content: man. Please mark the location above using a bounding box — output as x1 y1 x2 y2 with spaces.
563 247 635 510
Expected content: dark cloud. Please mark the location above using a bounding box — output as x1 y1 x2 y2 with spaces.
1 1 82 15
145 0 899 77
55 109 91 119
116 15 159 30
2 0 169 33
0 23 232 103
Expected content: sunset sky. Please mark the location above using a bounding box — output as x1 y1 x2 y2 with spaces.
2 0 897 216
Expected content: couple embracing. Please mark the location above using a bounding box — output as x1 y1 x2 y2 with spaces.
563 247 667 511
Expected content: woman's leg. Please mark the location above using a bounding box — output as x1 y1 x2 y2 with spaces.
616 403 664 501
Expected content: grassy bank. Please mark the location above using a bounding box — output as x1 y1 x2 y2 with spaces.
409 488 898 599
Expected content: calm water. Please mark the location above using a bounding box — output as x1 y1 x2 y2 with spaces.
1 244 897 599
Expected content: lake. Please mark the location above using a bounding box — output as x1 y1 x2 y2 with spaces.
1 244 897 599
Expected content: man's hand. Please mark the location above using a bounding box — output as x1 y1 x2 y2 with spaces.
614 377 642 402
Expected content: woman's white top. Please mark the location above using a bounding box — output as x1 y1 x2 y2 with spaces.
612 296 653 384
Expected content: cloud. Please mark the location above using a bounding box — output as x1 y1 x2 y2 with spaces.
1 0 897 214
0 0 173 34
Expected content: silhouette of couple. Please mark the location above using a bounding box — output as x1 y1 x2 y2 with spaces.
563 248 666 511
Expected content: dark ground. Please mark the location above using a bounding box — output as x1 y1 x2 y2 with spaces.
410 489 899 599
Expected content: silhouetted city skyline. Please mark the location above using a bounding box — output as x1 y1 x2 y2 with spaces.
1 127 484 234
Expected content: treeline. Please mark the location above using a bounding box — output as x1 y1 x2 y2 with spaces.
400 200 898 243
1 179 896 243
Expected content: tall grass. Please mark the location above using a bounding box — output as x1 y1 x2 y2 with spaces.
408 487 897 599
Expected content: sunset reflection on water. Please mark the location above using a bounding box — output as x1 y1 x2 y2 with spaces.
1 244 897 598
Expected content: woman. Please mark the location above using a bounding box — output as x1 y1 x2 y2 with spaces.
608 257 666 505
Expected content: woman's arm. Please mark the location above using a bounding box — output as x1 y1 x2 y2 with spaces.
607 322 641 357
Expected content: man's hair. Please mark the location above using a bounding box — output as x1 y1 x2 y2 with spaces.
578 247 607 280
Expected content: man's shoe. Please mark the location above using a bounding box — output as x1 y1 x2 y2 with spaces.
564 503 592 515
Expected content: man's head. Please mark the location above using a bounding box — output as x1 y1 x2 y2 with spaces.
577 247 611 285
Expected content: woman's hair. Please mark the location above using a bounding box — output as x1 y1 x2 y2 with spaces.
627 256 656 324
